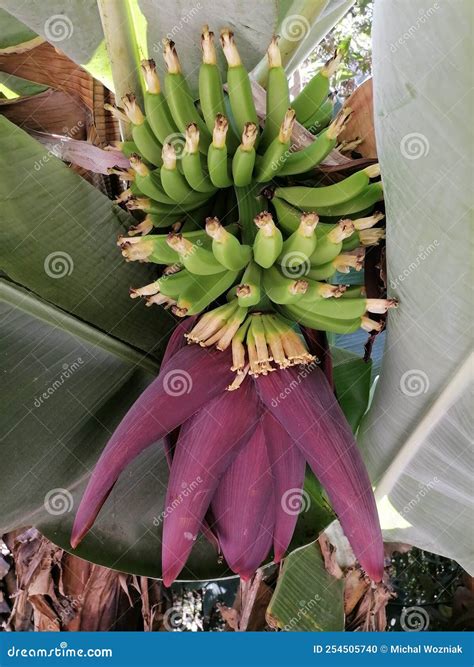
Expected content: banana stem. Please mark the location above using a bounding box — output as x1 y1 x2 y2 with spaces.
97 0 143 139
235 185 266 245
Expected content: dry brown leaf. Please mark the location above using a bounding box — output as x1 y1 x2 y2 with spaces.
338 78 377 158
344 567 370 615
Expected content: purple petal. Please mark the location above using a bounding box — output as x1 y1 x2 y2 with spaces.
161 316 198 466
257 366 384 582
161 316 220 551
71 344 233 548
211 421 275 579
262 411 306 562
162 378 261 586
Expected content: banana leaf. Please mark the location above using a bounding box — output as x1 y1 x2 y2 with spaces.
359 0 474 574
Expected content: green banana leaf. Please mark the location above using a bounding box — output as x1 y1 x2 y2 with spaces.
359 0 474 574
0 117 173 357
267 541 344 631
0 7 40 50
0 72 49 98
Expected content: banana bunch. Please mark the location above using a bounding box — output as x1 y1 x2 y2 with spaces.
107 26 395 383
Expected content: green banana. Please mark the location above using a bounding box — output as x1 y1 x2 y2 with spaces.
277 107 351 177
307 250 365 280
280 303 362 334
340 210 385 249
259 37 290 151
118 235 179 265
291 49 343 125
126 197 208 217
305 182 385 217
309 219 354 265
205 217 251 270
262 265 308 305
161 142 205 203
278 212 318 268
167 233 226 275
299 295 367 319
340 285 366 299
121 94 163 167
303 95 335 134
199 26 239 151
236 261 262 307
302 280 347 300
130 269 193 300
114 140 141 159
174 270 239 316
232 123 258 187
274 164 381 210
220 29 258 136
141 59 179 144
207 115 233 188
253 211 284 268
255 109 295 182
128 155 176 204
271 197 302 234
182 124 216 193
162 40 211 151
